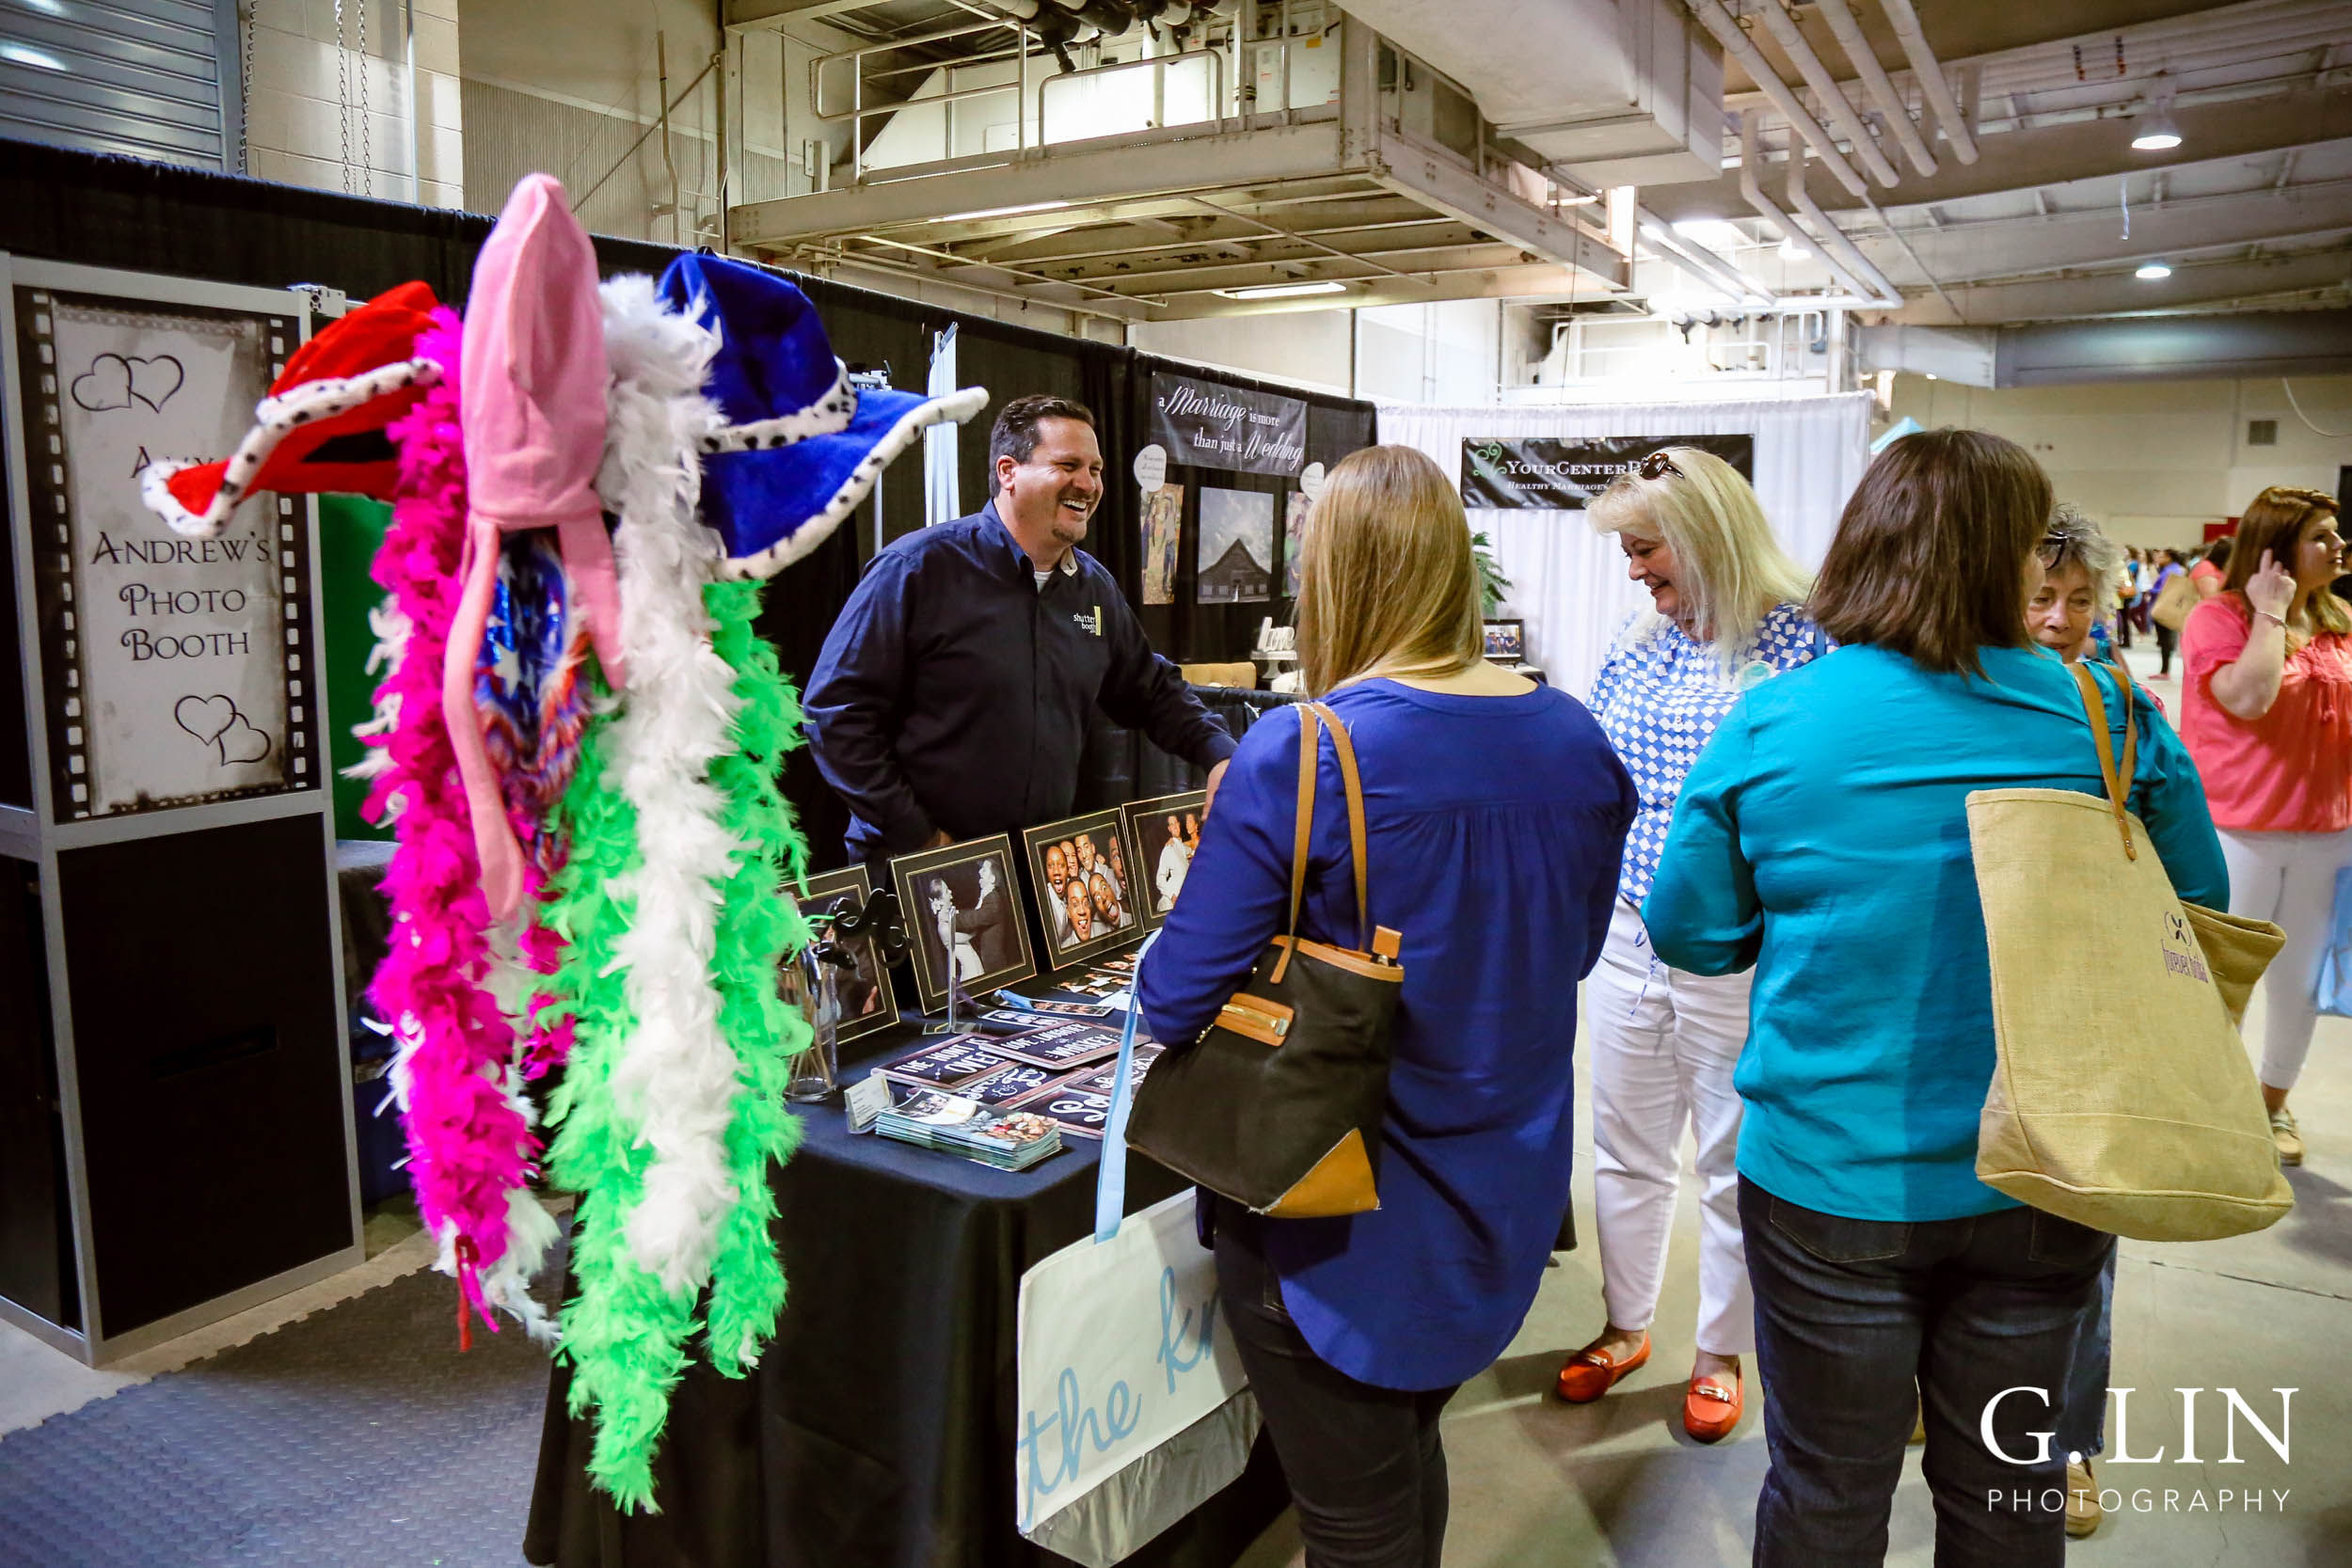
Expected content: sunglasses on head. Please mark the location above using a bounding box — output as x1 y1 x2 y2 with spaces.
1637 451 1681 482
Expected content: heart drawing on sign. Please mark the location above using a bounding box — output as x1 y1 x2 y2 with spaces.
175 694 236 746
174 694 273 767
69 353 185 414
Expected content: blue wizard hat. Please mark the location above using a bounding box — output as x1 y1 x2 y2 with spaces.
658 254 988 579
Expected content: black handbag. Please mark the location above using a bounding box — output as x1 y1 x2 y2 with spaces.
1126 701 1404 1218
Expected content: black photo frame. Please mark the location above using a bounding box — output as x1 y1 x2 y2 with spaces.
1021 808 1147 969
791 866 898 1048
1482 618 1526 663
887 834 1035 1015
1120 789 1207 932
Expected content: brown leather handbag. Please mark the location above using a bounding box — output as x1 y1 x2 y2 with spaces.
1125 701 1404 1219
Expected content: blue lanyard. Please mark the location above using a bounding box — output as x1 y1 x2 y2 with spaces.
1092 931 1158 1243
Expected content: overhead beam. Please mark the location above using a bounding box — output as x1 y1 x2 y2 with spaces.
724 0 891 29
1644 87 2352 225
1882 250 2352 327
1723 1 2231 97
1850 180 2352 287
1145 264 1641 321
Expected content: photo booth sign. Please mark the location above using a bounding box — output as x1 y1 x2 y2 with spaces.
1458 435 1756 511
12 284 312 819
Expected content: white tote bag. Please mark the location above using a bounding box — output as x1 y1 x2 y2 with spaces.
1014 958 1260 1566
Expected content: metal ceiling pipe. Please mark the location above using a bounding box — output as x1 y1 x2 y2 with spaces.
1740 111 1890 305
1684 0 1870 200
1785 150 1902 304
1878 0 1979 165
1637 214 1777 307
1812 0 1936 177
1750 0 1900 187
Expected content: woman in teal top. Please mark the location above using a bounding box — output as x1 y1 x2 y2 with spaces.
1644 430 2226 1568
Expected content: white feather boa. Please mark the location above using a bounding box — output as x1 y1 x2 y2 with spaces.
594 277 750 1291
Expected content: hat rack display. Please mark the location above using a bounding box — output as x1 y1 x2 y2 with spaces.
132 175 989 1511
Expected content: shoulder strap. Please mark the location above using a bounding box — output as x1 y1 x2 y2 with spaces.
1287 703 1321 943
1302 700 1371 952
2069 661 2138 863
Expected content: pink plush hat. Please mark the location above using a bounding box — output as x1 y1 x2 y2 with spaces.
446 173 620 923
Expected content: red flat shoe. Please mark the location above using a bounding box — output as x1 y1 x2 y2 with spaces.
1683 1371 1742 1443
1555 1331 1650 1403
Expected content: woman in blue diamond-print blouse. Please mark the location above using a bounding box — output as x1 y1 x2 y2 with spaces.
1553 446 1826 1445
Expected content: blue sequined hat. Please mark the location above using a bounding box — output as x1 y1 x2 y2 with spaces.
658 254 988 579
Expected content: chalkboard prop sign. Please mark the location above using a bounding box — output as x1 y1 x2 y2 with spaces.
8 271 312 820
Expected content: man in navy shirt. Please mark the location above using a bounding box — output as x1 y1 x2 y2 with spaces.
805 394 1235 865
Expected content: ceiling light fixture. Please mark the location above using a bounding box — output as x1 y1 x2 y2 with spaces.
937 199 1073 223
1218 280 1348 300
1780 237 1811 260
2132 75 2183 150
1 41 67 69
2137 261 2173 279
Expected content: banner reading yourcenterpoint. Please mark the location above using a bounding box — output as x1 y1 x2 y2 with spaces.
1459 434 1756 511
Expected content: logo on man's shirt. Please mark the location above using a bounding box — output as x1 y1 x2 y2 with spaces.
1073 604 1102 637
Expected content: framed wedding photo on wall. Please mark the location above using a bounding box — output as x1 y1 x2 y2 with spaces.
887 834 1035 1015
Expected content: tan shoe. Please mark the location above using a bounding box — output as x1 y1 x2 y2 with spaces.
2271 1107 2305 1167
2066 1457 2103 1539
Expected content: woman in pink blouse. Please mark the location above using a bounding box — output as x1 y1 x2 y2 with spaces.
2179 485 2352 1165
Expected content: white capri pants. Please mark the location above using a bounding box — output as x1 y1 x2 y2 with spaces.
1587 898 1755 1355
2220 826 2352 1092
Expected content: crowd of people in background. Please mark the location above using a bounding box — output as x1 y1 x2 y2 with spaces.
1139 431 2352 1568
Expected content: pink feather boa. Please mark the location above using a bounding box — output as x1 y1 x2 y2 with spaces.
360 309 539 1337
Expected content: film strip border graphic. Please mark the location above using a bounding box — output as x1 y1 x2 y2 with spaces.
15 287 312 822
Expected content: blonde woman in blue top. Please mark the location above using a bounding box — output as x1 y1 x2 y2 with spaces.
1645 430 2226 1568
1139 446 1632 1568
1557 448 1822 1445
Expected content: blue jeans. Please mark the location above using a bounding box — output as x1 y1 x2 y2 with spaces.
2056 1250 2118 1461
1740 1177 2115 1568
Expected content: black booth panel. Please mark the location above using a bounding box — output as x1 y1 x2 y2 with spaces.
1 401 28 813
0 856 74 1329
56 815 350 1336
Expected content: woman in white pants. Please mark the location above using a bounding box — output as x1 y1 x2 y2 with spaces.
1559 447 1824 1443
2178 485 2352 1166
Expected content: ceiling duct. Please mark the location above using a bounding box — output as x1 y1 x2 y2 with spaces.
1330 0 1724 186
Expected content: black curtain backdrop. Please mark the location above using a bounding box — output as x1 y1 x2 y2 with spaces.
0 140 1375 864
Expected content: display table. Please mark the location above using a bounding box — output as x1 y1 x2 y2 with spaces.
522 1024 1287 1568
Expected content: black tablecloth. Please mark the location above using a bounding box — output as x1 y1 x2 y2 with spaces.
522 1026 1287 1568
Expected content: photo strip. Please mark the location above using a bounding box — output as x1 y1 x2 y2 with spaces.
887 834 1036 1015
1021 808 1146 969
1120 789 1207 932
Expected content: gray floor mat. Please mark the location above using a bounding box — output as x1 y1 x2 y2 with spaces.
0 1250 557 1568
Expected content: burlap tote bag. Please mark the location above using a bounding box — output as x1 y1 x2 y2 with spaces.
1965 661 2292 1242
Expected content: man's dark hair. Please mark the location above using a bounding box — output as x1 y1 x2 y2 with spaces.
989 393 1095 471
1809 427 2052 677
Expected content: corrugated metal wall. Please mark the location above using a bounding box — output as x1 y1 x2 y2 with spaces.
0 0 237 170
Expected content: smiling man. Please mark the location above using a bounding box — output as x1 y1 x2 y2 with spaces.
805 394 1235 866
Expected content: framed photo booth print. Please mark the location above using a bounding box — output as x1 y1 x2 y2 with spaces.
791 866 898 1049
1120 790 1206 933
1021 808 1145 970
1482 619 1526 663
889 833 1035 1015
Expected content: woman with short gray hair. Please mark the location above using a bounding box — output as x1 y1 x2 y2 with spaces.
2030 504 2128 668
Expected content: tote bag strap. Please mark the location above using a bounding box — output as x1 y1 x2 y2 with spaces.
1302 700 1372 952
2070 660 2141 862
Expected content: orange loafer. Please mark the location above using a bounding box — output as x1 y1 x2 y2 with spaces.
1682 1372 1742 1443
1555 1331 1650 1404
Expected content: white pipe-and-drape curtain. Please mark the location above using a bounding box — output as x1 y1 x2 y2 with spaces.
1376 393 1874 699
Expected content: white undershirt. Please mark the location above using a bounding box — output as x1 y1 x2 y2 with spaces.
1035 568 1053 591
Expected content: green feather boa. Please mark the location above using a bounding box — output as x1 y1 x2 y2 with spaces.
541 578 810 1512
